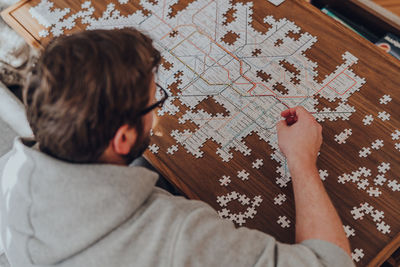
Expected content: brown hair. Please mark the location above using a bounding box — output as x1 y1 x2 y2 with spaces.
24 28 161 163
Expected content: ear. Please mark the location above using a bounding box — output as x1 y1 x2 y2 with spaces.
111 124 138 155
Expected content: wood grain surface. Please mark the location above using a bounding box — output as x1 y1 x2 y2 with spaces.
2 0 400 266
373 0 400 17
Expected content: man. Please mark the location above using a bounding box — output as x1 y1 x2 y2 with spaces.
0 28 353 266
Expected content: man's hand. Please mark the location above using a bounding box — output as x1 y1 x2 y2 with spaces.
276 106 351 256
276 106 322 168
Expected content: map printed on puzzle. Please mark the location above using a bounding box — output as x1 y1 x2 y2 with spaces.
29 0 400 263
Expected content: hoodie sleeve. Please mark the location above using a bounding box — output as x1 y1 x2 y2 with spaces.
170 205 354 267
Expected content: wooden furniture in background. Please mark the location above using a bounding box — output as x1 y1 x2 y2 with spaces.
373 0 400 17
2 0 400 266
311 0 400 41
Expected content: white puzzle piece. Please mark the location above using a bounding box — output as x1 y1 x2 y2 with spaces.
277 215 290 228
351 248 364 263
379 94 392 105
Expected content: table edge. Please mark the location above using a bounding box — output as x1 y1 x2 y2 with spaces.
1 0 43 49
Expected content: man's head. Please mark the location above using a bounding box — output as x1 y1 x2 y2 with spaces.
24 28 161 164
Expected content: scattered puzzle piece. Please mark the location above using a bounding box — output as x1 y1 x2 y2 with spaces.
371 139 384 150
237 169 250 181
334 129 352 144
166 145 178 155
277 215 291 228
377 162 390 174
217 195 229 207
244 207 257 219
371 210 384 222
391 130 400 140
359 147 371 158
357 179 369 190
359 167 371 177
275 177 289 188
319 169 328 181
219 175 231 186
238 194 251 205
378 111 390 121
373 174 387 186
361 202 373 214
366 187 381 197
351 171 361 182
338 174 350 184
376 221 391 234
148 144 159 154
388 180 400 191
253 195 263 207
343 225 355 238
252 159 264 169
351 206 365 220
362 114 374 125
235 213 246 226
274 193 287 205
218 208 230 218
379 94 392 105
395 143 400 151
351 248 364 262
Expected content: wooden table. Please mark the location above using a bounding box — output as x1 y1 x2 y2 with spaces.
3 0 400 266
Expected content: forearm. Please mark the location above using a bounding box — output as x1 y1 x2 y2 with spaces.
289 160 351 256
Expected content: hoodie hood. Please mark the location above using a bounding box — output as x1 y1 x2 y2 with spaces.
1 137 158 265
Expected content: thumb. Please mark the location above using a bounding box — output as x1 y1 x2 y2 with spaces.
276 120 287 133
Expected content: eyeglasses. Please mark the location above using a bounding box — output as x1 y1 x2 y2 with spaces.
138 83 168 116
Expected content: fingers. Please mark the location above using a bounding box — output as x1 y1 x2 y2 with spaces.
281 107 296 118
281 106 312 120
291 106 308 119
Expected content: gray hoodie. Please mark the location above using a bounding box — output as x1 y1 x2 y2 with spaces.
0 138 354 267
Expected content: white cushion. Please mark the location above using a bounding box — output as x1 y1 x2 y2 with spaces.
0 82 32 138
